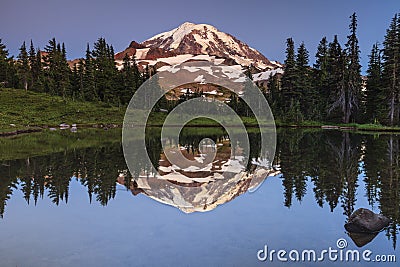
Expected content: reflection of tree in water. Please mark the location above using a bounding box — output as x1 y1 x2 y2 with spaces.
277 130 361 214
0 144 128 217
364 134 400 249
277 129 400 248
277 129 312 207
329 132 361 218
0 175 17 219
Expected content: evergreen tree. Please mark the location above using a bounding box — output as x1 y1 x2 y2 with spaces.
34 49 44 92
92 38 118 103
244 65 252 80
28 40 37 89
121 53 135 104
77 59 85 98
295 42 315 119
328 14 362 124
365 43 384 123
0 39 9 86
43 38 57 94
0 39 18 88
327 35 346 122
266 73 280 116
83 43 97 101
71 63 79 98
240 79 262 118
228 92 240 113
27 41 44 92
132 55 142 90
59 42 72 98
17 41 30 91
314 37 330 119
280 38 299 120
28 40 36 65
43 38 71 97
344 12 362 123
381 13 400 126
71 61 85 100
143 64 150 81
119 53 143 104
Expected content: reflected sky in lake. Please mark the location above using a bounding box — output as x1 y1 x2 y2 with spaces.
0 128 399 266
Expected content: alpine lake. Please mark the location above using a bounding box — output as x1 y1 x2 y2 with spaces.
0 126 399 266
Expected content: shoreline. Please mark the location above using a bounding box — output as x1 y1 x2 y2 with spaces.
2 122 400 137
2 88 400 136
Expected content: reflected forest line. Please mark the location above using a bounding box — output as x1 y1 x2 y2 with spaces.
276 129 400 249
0 129 400 248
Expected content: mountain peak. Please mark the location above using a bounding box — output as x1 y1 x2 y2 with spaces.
114 22 281 72
177 21 218 31
179 21 196 28
140 22 278 69
144 22 218 50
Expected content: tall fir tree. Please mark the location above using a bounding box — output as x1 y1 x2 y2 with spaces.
327 35 346 122
143 64 150 81
266 73 280 116
17 41 30 91
0 39 9 85
281 38 302 121
71 61 85 100
314 37 330 119
131 55 142 90
28 40 37 89
365 43 384 123
59 42 72 98
34 49 44 92
83 43 97 101
344 12 362 123
0 39 18 88
92 38 118 103
43 38 71 97
120 53 137 104
295 42 315 119
43 38 57 94
381 13 400 126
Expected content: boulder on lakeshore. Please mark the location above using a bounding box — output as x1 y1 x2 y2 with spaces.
59 123 70 129
345 208 390 234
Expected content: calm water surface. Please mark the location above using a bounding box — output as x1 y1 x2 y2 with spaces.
0 128 399 266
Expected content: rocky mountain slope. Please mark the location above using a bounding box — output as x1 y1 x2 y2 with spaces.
114 22 282 80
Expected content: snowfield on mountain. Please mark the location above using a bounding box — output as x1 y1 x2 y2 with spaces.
114 22 283 82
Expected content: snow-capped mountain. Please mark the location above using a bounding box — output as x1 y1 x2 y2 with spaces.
115 22 281 75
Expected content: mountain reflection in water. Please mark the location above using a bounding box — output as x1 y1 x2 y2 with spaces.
121 134 277 213
0 128 399 248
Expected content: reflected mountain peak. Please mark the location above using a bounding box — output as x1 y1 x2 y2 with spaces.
127 167 276 214
122 137 277 213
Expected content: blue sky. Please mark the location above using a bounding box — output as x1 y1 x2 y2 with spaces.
1 0 399 72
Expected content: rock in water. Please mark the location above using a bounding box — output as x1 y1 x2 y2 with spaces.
345 208 390 233
347 232 378 247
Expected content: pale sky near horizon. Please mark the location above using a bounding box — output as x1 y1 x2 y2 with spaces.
1 0 399 73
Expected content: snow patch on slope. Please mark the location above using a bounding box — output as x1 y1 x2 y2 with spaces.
252 68 284 81
135 48 150 60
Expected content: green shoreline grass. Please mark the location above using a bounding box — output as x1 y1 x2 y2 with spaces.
2 88 400 134
0 88 125 131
